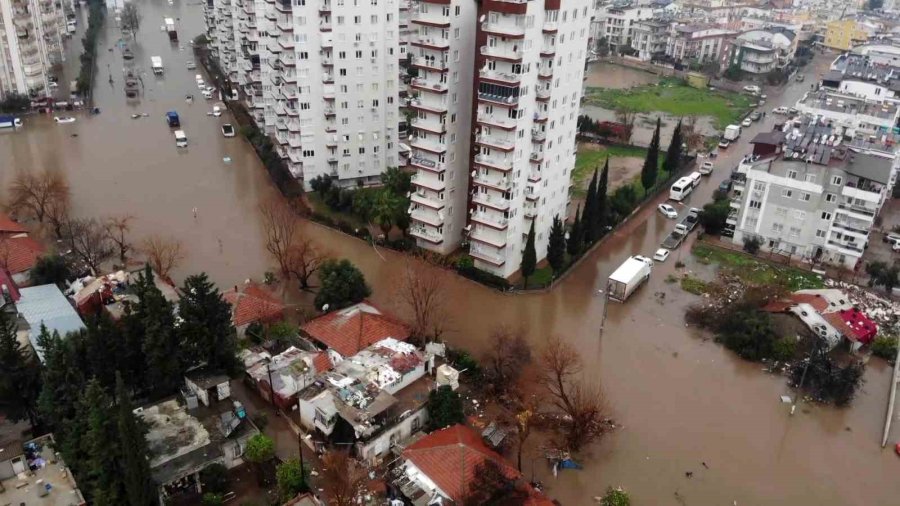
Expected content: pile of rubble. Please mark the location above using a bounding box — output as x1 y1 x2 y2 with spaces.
825 279 900 334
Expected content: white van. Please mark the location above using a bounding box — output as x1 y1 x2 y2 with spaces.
174 129 188 147
669 177 694 201
688 171 702 188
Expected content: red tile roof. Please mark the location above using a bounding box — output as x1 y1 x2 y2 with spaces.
823 309 878 344
0 269 20 302
402 425 552 505
300 302 410 357
312 352 333 374
222 282 285 327
0 236 45 275
0 214 27 234
762 293 830 313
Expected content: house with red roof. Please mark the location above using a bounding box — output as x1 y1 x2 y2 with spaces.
222 281 285 337
0 213 45 286
244 346 333 412
396 424 553 505
300 301 410 359
762 288 878 352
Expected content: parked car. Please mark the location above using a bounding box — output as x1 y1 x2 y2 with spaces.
743 85 761 94
202 89 213 99
718 139 730 149
221 123 235 137
773 106 789 115
187 61 196 70
658 203 679 219
884 232 900 244
788 107 799 115
741 118 753 127
718 179 732 193
700 161 714 174
653 248 670 262
796 74 805 82
750 111 761 121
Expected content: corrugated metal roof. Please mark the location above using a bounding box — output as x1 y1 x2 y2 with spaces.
16 284 85 361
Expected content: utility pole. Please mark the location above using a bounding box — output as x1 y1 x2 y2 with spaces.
265 358 276 409
598 280 611 340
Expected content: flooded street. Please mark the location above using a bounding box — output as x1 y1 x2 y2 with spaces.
1 4 898 503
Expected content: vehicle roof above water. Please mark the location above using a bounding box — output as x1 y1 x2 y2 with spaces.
609 256 651 283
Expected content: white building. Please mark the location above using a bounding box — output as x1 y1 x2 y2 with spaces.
468 0 591 278
206 0 400 189
795 88 900 138
666 24 733 65
596 3 654 51
0 0 66 99
630 18 670 61
726 28 797 75
407 0 477 253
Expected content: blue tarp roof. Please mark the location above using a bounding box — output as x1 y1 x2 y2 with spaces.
16 284 85 362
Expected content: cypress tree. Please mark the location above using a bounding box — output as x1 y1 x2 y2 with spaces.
115 374 156 506
641 117 661 190
521 222 537 289
582 168 598 244
81 379 123 505
140 268 183 398
664 119 683 175
595 158 610 236
567 206 584 257
0 311 42 427
178 273 239 374
82 313 124 391
546 215 566 274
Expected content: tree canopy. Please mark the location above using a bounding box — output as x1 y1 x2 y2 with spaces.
520 222 536 288
427 386 464 430
547 215 566 274
641 118 661 190
315 259 372 310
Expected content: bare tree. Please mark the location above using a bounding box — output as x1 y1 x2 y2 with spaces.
483 325 531 395
104 214 135 264
682 115 705 153
259 201 299 280
6 170 70 223
613 106 637 144
515 399 536 472
286 233 330 290
539 336 609 451
320 450 369 506
121 3 141 35
45 196 70 239
140 234 184 279
61 218 114 275
396 260 451 342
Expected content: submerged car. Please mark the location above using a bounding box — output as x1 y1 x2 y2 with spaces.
221 123 235 137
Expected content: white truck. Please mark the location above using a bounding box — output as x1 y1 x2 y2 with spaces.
608 255 653 302
151 56 164 75
724 124 741 142
164 17 177 40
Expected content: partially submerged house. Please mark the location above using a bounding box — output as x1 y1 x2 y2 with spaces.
301 301 411 361
394 424 552 505
69 268 179 319
223 281 285 337
14 284 85 362
139 377 258 505
297 337 432 464
762 289 878 352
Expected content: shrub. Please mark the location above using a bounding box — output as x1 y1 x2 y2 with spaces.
680 276 708 295
772 338 798 362
790 353 864 406
871 335 898 362
743 236 762 254
715 307 778 362
200 463 229 495
600 487 631 506
456 261 510 290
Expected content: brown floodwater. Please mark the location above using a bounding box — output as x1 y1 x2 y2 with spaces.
1 4 897 503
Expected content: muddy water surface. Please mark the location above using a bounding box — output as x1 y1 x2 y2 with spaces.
0 6 897 504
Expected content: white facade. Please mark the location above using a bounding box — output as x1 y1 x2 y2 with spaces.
469 0 591 278
596 4 654 49
0 0 66 99
795 89 900 138
206 0 400 188
407 0 477 254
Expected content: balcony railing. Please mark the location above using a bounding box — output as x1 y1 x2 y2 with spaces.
474 153 512 171
471 212 509 229
473 173 511 191
477 113 517 129
411 77 448 92
410 156 444 172
481 22 525 37
479 69 521 84
411 57 448 70
481 44 523 60
410 208 444 227
476 133 515 151
472 193 510 210
470 246 506 266
410 226 444 243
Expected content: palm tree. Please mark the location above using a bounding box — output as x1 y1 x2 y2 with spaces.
372 190 400 239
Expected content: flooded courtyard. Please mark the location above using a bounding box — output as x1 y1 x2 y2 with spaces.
1 3 899 504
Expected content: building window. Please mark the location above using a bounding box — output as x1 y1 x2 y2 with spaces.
831 176 843 186
825 193 836 202
801 192 811 201
753 182 765 192
821 211 832 220
749 200 761 209
793 210 806 220
805 174 816 183
815 229 826 238
789 227 801 237
781 189 793 198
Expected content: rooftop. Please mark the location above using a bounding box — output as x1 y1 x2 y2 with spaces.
798 90 899 120
0 416 31 459
0 213 27 234
246 346 324 399
0 235 45 275
0 434 86 506
222 281 284 327
830 53 899 84
69 268 179 319
301 302 410 358
16 284 86 362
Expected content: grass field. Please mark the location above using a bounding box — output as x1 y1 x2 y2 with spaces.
572 145 665 198
692 243 825 291
585 78 755 130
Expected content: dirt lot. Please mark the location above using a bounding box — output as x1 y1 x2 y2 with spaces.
574 143 645 194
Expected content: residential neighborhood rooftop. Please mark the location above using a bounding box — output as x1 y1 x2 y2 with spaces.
301 302 410 358
15 284 86 362
0 434 85 506
798 90 899 120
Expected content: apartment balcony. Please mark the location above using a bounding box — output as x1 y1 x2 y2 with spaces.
542 20 558 33
411 116 446 134
469 228 507 248
538 67 553 80
410 208 444 227
540 45 556 57
476 133 515 152
278 37 294 49
469 245 506 266
409 97 448 114
472 173 512 191
408 155 443 173
275 0 292 12
320 21 332 31
477 90 518 107
276 18 293 31
531 128 546 142
319 1 331 12
321 36 333 48
481 21 525 38
528 170 541 183
410 136 446 154
523 206 537 219
23 62 43 77
471 212 509 230
411 192 445 210
474 153 513 172
477 112 517 130
411 173 446 192
826 239 864 255
280 53 296 66
481 44 523 61
472 192 510 211
411 57 448 72
410 34 450 50
411 11 450 28
837 202 876 219
324 106 336 116
533 109 548 123
410 226 444 244
322 56 333 65
536 88 551 101
411 77 448 93
479 69 521 85
322 73 334 83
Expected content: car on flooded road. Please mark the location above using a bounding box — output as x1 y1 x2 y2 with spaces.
658 203 678 219
221 123 235 137
653 248 670 262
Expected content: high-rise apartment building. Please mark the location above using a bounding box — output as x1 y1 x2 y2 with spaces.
406 0 477 252
0 0 66 99
467 0 591 278
207 0 400 188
